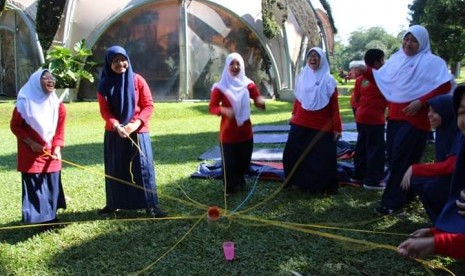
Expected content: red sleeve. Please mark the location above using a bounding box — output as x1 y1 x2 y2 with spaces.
209 87 222 116
97 93 119 129
418 81 452 104
292 100 298 115
51 103 66 148
433 229 465 259
351 77 362 106
10 108 33 142
331 91 342 133
10 108 45 146
411 155 457 177
133 74 154 128
248 83 265 109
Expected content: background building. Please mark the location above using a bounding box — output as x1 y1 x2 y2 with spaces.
0 0 334 101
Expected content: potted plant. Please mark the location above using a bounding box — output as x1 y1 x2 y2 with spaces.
43 39 96 102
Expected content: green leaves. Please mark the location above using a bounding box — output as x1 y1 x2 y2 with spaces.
43 39 96 88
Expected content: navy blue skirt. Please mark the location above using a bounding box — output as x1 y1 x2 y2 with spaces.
22 171 66 223
103 131 159 210
283 124 338 193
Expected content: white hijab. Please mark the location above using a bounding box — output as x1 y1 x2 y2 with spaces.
294 47 337 110
373 25 454 103
16 69 60 144
212 53 253 126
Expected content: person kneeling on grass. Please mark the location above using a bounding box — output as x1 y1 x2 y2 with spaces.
400 95 461 224
397 85 465 259
397 190 465 259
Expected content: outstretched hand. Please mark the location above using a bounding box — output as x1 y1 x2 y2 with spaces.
397 228 434 259
397 236 435 259
400 166 413 190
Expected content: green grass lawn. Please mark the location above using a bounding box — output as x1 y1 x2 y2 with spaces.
0 97 462 275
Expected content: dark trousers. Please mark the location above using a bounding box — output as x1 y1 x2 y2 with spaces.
221 139 253 193
411 176 451 224
283 124 337 193
352 123 386 185
381 120 428 210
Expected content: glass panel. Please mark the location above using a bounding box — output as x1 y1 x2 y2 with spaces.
187 2 275 100
0 11 40 97
15 13 41 92
88 1 180 100
0 29 15 96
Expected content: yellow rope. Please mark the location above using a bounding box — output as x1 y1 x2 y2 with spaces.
235 214 456 275
130 213 206 275
36 123 459 276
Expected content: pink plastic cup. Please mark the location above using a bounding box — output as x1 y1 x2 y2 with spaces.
223 241 235 261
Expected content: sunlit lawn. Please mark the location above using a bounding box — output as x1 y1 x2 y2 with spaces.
0 96 462 275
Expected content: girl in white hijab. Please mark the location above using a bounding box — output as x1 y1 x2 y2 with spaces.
209 52 265 195
10 69 67 225
283 47 342 194
374 25 454 103
369 25 455 215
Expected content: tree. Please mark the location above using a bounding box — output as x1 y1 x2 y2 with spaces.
36 0 67 53
329 27 399 72
409 0 465 76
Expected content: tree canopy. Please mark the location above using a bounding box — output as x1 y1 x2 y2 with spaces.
409 0 465 75
329 27 399 72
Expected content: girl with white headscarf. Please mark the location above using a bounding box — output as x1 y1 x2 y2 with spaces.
10 69 67 225
283 47 342 194
209 52 265 195
366 25 455 215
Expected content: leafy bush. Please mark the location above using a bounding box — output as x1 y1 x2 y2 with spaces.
43 39 96 88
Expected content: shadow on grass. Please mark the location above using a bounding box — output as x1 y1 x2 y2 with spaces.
0 130 221 173
2 176 455 275
187 100 293 117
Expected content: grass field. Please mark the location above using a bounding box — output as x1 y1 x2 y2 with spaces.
0 97 463 275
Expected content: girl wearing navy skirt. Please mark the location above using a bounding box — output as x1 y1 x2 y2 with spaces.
10 69 67 224
97 46 166 217
283 47 342 194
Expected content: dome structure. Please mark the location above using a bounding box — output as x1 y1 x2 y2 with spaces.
0 0 334 101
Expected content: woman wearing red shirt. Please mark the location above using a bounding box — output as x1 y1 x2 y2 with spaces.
209 52 265 195
10 69 67 224
97 46 166 217
283 47 342 194
368 25 454 215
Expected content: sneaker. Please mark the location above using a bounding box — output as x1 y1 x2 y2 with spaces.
375 206 405 216
348 177 363 187
363 181 386 191
98 206 115 216
40 218 63 231
147 206 168 218
349 177 363 184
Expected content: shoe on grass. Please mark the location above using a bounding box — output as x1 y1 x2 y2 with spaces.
349 177 363 186
375 206 405 216
98 206 115 216
363 181 386 191
147 206 168 218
